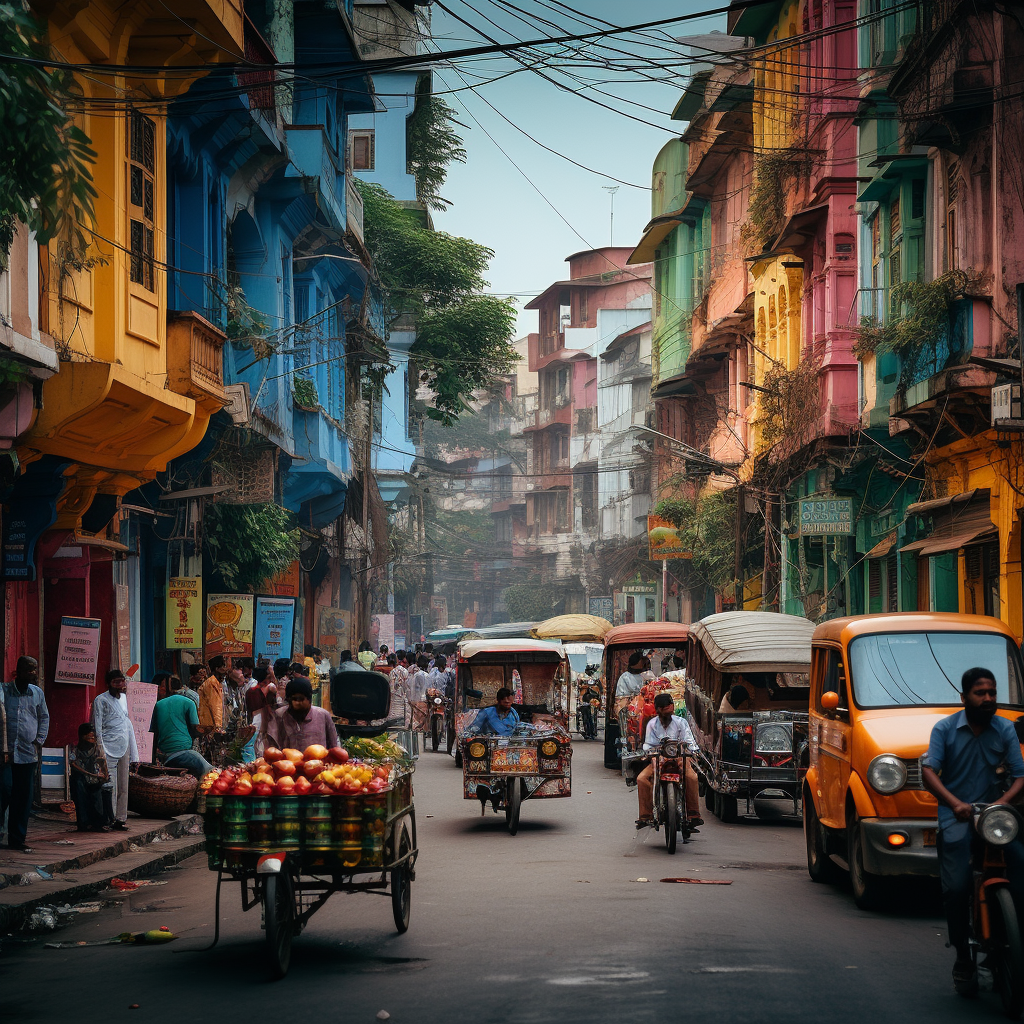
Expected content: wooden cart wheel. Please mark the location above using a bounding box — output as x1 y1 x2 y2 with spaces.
391 823 413 933
505 778 522 836
262 871 295 980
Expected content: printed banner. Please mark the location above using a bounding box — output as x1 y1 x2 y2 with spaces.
127 679 156 763
204 594 254 659
317 607 351 667
115 583 132 672
54 616 102 685
166 577 202 649
254 596 297 662
370 613 395 654
647 514 692 560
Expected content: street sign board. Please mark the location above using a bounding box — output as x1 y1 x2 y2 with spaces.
799 497 853 535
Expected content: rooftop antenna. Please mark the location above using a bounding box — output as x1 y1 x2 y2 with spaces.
601 185 620 246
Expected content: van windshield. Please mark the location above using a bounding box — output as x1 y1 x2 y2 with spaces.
848 632 1024 709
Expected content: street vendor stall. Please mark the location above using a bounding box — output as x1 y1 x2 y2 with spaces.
199 670 417 979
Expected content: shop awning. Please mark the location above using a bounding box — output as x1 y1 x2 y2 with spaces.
857 155 930 203
864 531 897 560
901 489 997 555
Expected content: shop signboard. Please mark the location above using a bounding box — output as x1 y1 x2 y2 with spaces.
799 497 853 535
54 616 102 685
115 583 132 672
588 596 613 620
127 679 156 762
254 596 297 661
204 594 254 659
647 514 692 560
166 577 202 649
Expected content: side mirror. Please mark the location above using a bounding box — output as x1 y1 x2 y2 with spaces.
821 690 840 712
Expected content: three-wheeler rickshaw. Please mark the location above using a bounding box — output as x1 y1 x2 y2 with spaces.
684 611 815 822
200 670 418 979
453 638 572 835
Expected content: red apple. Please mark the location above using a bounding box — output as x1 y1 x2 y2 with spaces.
302 759 324 780
282 748 304 765
367 778 385 792
340 778 362 794
273 759 297 778
274 776 295 795
303 744 328 762
264 747 284 763
293 776 312 795
327 746 349 765
254 782 273 796
374 767 389 780
231 779 253 796
211 779 230 795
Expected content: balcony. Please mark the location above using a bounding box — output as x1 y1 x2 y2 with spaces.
526 401 572 432
284 126 343 230
167 311 227 415
346 178 364 244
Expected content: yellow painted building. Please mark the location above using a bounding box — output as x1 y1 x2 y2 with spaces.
19 0 242 526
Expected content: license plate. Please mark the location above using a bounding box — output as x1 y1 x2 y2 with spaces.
922 828 937 847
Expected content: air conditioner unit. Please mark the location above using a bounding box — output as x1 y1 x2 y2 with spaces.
991 383 1023 426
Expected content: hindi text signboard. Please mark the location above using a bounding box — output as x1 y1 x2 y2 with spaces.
799 498 853 535
166 577 202 649
127 680 156 762
54 616 102 685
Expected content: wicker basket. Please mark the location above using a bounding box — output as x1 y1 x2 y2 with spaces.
128 763 199 818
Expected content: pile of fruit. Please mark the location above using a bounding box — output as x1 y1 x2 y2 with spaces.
199 743 395 798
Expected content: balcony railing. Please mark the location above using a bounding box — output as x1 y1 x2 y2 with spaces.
167 311 226 413
240 16 277 115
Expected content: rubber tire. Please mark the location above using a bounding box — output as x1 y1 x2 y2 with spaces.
991 885 1024 1018
715 791 738 823
262 871 294 980
847 814 884 910
664 782 678 854
391 824 412 933
454 747 462 768
505 778 522 836
431 715 441 752
704 784 715 813
804 791 839 883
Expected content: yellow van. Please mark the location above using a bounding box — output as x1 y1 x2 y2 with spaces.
804 613 1024 908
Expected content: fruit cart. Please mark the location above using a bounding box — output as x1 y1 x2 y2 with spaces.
200 670 418 979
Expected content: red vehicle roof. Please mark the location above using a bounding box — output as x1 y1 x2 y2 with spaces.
603 622 690 647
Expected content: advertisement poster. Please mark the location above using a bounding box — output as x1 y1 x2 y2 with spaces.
115 583 132 672
588 596 613 621
204 594 254 659
647 514 692 560
263 560 300 597
166 577 202 649
370 613 395 653
317 607 351 666
54 616 102 685
128 679 156 762
254 596 296 661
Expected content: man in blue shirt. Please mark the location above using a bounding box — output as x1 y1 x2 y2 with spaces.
1 656 50 852
469 687 520 737
922 666 1024 990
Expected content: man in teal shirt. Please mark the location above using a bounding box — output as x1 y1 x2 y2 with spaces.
150 677 212 778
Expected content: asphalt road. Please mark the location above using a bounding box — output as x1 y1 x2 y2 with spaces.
0 741 1006 1024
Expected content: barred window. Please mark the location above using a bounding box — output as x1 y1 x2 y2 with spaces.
128 109 156 290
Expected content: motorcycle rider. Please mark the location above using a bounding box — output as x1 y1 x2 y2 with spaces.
577 669 602 739
636 693 703 832
921 666 1024 992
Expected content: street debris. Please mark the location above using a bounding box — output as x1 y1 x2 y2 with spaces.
376 1012 391 1021
633 877 650 883
660 878 733 885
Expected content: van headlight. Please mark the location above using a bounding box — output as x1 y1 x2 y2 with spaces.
977 804 1020 845
867 754 907 794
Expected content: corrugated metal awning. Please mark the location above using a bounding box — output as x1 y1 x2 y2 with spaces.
865 531 898 560
901 489 997 556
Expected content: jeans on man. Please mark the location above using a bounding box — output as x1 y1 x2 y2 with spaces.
163 749 213 779
1 762 36 848
72 774 105 830
938 827 1024 954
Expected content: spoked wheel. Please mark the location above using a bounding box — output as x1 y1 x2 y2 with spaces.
991 886 1024 1018
391 823 413 933
431 715 441 752
262 870 295 980
505 778 522 836
663 782 678 854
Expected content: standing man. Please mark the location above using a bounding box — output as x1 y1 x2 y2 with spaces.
1 656 49 851
264 676 339 752
198 662 252 765
613 652 646 717
150 677 212 779
409 654 431 734
388 653 410 728
184 663 205 708
922 667 1024 993
91 668 139 832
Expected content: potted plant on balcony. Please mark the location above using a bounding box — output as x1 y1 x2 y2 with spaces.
291 374 319 412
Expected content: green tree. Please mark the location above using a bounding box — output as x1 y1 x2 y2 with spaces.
357 181 517 425
406 85 466 212
654 491 736 594
204 503 299 593
0 4 96 267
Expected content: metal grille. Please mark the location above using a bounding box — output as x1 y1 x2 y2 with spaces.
900 757 924 790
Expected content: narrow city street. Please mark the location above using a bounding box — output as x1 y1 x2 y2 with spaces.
0 741 993 1024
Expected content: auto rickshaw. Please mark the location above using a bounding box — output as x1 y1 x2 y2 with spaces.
453 638 572 835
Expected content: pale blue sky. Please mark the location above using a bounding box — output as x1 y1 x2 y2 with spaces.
426 1 728 335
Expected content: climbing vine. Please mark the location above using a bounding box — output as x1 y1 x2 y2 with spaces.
757 357 821 453
742 151 811 252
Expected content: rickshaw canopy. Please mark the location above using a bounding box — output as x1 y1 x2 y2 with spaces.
691 611 814 673
459 638 566 660
531 614 613 642
603 622 690 647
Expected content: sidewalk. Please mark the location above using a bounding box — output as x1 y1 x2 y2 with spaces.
0 809 204 929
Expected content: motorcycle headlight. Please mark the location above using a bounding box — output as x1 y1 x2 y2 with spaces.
661 741 680 758
468 741 487 759
540 739 559 757
867 754 907 795
977 804 1020 846
434 697 443 705
754 722 792 754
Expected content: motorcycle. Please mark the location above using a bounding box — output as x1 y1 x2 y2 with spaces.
957 802 1024 1016
426 687 448 752
575 691 601 740
623 739 693 854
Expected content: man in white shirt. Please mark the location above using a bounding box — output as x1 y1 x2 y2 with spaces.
91 668 139 831
637 693 702 831
613 652 646 717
